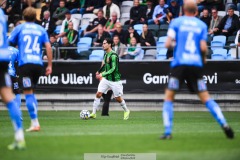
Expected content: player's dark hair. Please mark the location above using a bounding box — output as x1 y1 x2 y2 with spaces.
23 7 36 22
104 38 113 47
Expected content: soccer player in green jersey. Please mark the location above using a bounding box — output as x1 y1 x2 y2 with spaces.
90 38 130 120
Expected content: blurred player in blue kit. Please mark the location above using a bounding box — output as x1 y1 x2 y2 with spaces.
0 8 26 150
8 7 53 132
160 0 234 139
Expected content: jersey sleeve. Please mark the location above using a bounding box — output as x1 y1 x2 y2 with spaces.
167 20 177 39
101 55 117 77
42 30 50 44
201 24 208 41
8 26 20 45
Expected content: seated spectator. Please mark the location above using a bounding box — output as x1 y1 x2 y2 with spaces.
40 10 55 36
4 0 21 26
84 0 105 14
103 0 120 20
124 25 140 45
66 0 79 12
152 0 169 25
40 0 51 20
145 0 155 24
166 0 181 22
43 34 59 60
52 0 69 25
84 9 107 38
49 0 60 16
122 37 142 59
69 0 86 14
213 7 240 37
56 11 79 39
112 35 126 57
59 36 79 60
103 12 118 34
200 8 211 29
125 0 146 25
208 8 222 36
65 22 79 46
93 25 111 47
112 23 126 44
196 0 222 13
140 24 156 50
166 0 183 16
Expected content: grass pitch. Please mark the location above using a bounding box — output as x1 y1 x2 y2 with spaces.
0 111 239 160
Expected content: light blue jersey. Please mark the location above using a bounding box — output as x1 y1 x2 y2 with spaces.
0 8 11 61
8 22 49 66
8 46 19 77
167 16 207 68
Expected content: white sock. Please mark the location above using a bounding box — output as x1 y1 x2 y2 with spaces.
15 129 24 142
92 97 101 114
31 118 40 127
120 99 129 112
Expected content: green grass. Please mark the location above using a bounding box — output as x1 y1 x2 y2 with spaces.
0 111 239 160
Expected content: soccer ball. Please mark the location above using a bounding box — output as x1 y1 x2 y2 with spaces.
80 110 90 120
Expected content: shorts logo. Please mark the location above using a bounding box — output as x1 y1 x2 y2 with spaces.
4 73 12 87
13 82 19 90
23 77 31 88
197 79 207 91
168 77 179 90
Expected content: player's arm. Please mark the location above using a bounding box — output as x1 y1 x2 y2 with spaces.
200 40 208 64
165 28 176 49
44 42 53 75
101 55 117 77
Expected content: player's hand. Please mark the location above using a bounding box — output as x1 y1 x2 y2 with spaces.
45 66 52 76
96 73 102 80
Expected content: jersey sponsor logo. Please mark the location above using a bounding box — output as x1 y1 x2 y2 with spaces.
38 73 93 85
23 77 31 88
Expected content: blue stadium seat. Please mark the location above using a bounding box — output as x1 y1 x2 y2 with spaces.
91 50 105 57
212 35 226 45
210 41 224 50
89 54 103 61
156 48 168 60
54 25 62 34
133 24 143 35
211 48 227 60
157 36 167 51
77 43 90 53
79 37 92 46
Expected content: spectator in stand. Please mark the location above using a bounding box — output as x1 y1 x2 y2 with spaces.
125 0 146 25
152 0 169 25
103 0 120 20
124 25 140 45
84 9 107 38
166 0 182 22
59 36 79 60
140 24 156 50
69 0 86 14
43 34 60 60
196 0 222 13
56 11 78 39
112 35 126 57
122 37 142 59
208 8 222 36
213 7 240 37
66 0 79 12
84 0 105 14
65 22 79 46
52 0 69 25
103 12 118 35
112 23 126 44
40 0 51 20
49 0 60 16
40 10 55 36
200 8 211 29
145 0 155 24
4 0 21 26
93 25 111 47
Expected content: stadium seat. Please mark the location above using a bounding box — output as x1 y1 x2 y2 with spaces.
77 43 90 53
81 14 97 27
156 48 168 60
211 48 227 59
234 11 239 16
120 13 130 25
122 1 133 6
54 25 62 34
211 41 224 50
71 14 82 20
212 35 226 46
91 50 105 57
121 5 132 13
134 49 144 60
78 24 88 38
145 49 157 56
226 35 236 45
218 11 226 17
159 24 169 37
148 24 159 37
228 43 237 59
133 24 143 35
157 36 167 51
79 37 92 46
89 54 103 61
143 54 156 60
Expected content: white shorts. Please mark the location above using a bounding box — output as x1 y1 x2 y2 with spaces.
98 78 123 97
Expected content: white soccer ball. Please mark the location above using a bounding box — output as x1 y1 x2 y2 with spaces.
80 110 90 120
